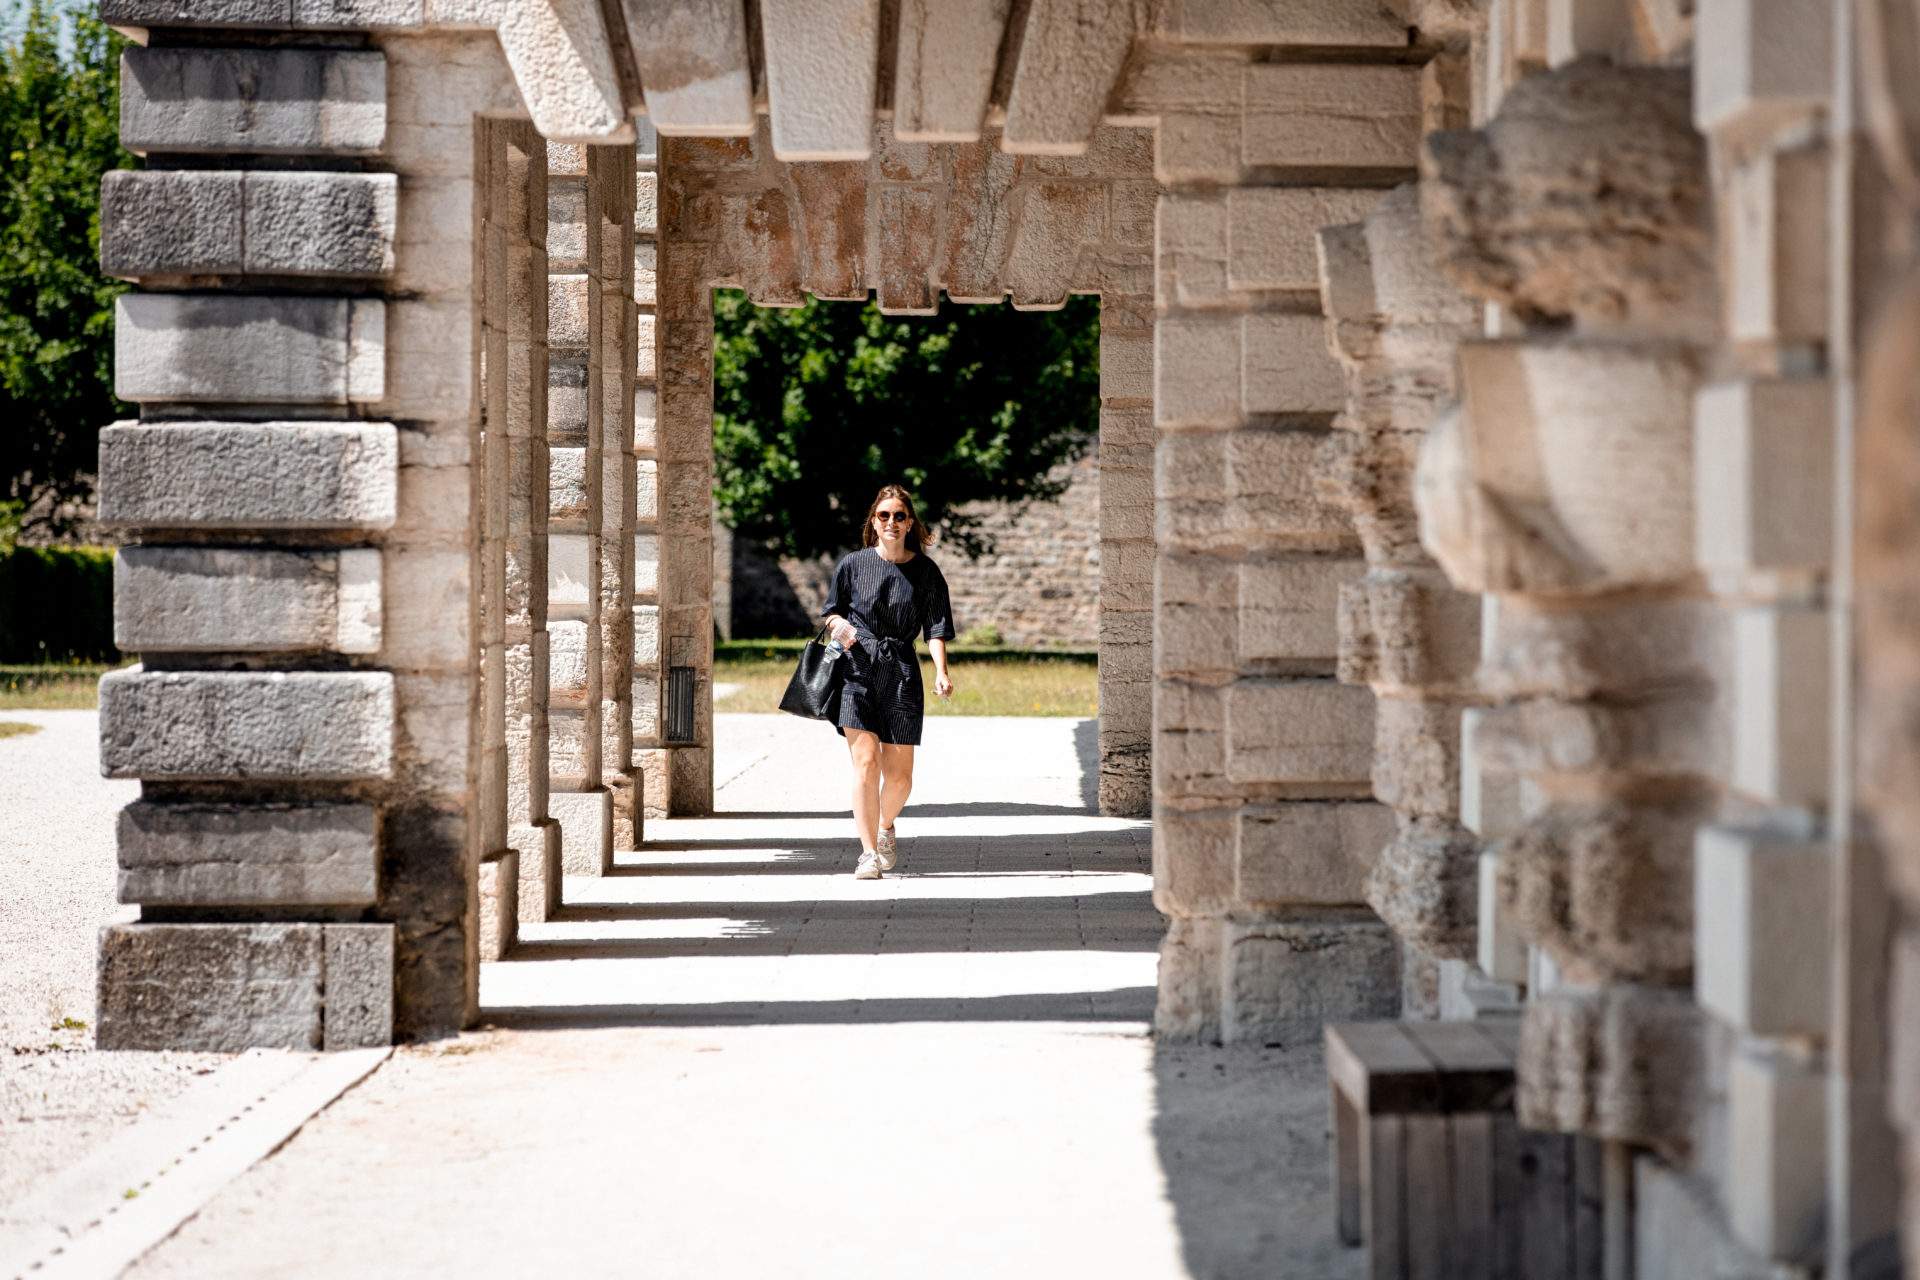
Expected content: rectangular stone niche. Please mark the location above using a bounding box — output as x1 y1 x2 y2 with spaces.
99 421 397 530
118 802 379 907
115 546 382 653
97 922 393 1051
100 668 394 780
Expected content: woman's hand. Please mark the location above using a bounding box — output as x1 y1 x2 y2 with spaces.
826 615 856 647
934 669 954 700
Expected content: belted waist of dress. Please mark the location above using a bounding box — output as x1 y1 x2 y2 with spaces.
871 634 911 656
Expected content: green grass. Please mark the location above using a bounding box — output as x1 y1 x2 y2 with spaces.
0 662 127 710
0 720 42 738
715 641 1098 717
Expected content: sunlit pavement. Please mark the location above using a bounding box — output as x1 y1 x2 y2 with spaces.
124 717 1361 1280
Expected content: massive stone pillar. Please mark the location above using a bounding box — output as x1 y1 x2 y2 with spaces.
1317 185 1487 1018
96 21 527 1044
1113 26 1426 1043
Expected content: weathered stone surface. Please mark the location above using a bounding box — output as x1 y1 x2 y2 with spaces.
1634 1156 1804 1280
552 787 613 875
1693 825 1829 1037
1220 916 1400 1043
322 924 394 1049
760 0 881 160
1336 571 1480 694
1730 605 1830 807
1519 982 1700 1158
99 170 243 276
892 0 1007 142
1001 0 1136 155
1236 557 1364 661
1498 800 1699 984
1235 800 1393 906
1721 145 1828 346
118 801 378 907
98 923 323 1051
100 0 422 28
100 669 395 780
1421 60 1712 340
622 0 754 136
1227 187 1382 291
1479 594 1717 702
115 546 382 653
790 161 868 299
115 295 386 404
1223 678 1374 787
1365 818 1479 960
1240 312 1346 413
245 171 398 275
478 848 518 962
1005 181 1106 309
1725 1046 1826 1266
1419 341 1695 595
99 421 398 530
1178 0 1410 46
876 185 938 313
1692 0 1832 134
1694 377 1834 573
1155 916 1224 1040
1243 64 1420 170
121 48 386 155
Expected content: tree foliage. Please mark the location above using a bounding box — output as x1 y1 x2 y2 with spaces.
0 1 131 538
711 291 1101 562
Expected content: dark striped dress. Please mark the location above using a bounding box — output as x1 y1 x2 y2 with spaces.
821 547 957 745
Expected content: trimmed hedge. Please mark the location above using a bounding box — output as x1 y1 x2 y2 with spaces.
0 545 117 662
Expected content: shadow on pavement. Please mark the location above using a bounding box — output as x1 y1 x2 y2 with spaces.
483 988 1157 1028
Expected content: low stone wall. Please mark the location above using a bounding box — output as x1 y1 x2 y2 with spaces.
725 456 1101 647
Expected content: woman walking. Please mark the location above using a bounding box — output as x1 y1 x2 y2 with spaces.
821 486 956 880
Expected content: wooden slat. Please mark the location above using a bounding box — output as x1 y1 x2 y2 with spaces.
1571 1135 1604 1280
626 0 755 136
1000 0 1137 155
1401 1021 1517 1113
1326 1022 1440 1114
1362 1113 1406 1280
893 0 1010 142
1404 1114 1451 1280
1489 1111 1522 1280
1449 1112 1495 1280
1333 1087 1364 1246
1517 1129 1571 1279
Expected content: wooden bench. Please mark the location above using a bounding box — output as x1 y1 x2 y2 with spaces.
1325 1019 1602 1280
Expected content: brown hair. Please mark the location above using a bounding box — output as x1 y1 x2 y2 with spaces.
860 484 932 552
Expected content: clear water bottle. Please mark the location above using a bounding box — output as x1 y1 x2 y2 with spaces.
825 622 852 660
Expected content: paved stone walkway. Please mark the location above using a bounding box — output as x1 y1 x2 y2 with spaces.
34 714 1359 1278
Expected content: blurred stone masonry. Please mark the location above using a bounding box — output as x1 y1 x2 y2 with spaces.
81 0 1918 1272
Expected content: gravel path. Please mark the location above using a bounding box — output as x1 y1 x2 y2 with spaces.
0 710 137 1051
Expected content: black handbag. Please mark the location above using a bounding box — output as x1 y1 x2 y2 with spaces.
778 627 845 721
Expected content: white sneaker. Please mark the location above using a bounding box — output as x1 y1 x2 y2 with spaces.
876 827 899 870
855 850 882 880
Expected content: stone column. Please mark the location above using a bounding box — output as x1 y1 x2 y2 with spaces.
1096 287 1156 819
1121 37 1424 1043
1317 185 1488 1019
96 24 527 1046
594 139 640 855
1416 58 1717 1154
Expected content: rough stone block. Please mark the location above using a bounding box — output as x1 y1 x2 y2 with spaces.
1364 817 1480 959
1241 312 1347 414
115 294 385 404
97 921 392 1051
1693 0 1832 133
1235 800 1392 906
99 169 242 276
1228 188 1382 292
1225 429 1351 551
1001 0 1135 155
1694 378 1834 573
550 533 594 620
1237 557 1363 661
1157 193 1228 308
1153 806 1235 917
100 0 422 28
891 0 1001 141
1156 315 1241 426
1430 340 1695 593
321 924 393 1049
115 546 381 653
1243 64 1420 170
478 848 518 962
1518 983 1700 1153
1100 329 1154 401
1730 606 1830 807
624 0 755 137
1370 696 1461 819
121 47 386 155
100 668 394 780
552 787 613 876
99 421 397 530
759 0 881 160
1155 916 1223 1041
1337 571 1482 693
1693 824 1829 1037
1726 1046 1826 1265
117 801 378 906
1178 0 1409 46
244 171 398 275
1220 917 1400 1043
1477 847 1528 984
1722 146 1827 346
1223 678 1374 786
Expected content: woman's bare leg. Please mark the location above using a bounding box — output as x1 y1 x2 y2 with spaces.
846 728 883 851
879 743 915 831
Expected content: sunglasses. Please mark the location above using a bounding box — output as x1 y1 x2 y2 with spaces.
875 511 912 523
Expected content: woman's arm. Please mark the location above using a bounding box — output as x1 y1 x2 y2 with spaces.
930 638 953 699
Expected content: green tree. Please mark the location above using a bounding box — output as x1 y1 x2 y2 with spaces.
712 291 1101 562
0 0 131 538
